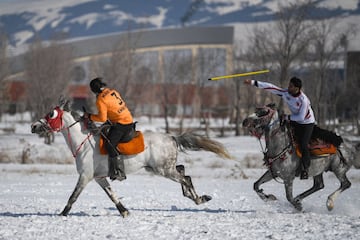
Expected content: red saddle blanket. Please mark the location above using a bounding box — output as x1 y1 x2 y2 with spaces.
296 139 337 158
99 131 145 155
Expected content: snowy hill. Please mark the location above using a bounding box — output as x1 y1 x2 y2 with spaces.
1 0 360 54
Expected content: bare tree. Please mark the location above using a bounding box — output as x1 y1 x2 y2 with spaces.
0 31 9 119
232 39 274 135
196 47 227 136
160 50 192 133
305 18 356 126
104 31 141 101
24 37 73 120
131 64 155 116
247 1 314 110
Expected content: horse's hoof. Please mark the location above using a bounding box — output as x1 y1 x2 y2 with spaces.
294 203 303 211
60 206 71 216
266 194 277 201
121 210 130 218
326 198 334 211
202 195 212 202
196 195 212 204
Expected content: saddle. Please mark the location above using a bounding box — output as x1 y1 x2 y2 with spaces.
99 131 145 155
294 125 342 158
295 139 337 158
98 122 145 155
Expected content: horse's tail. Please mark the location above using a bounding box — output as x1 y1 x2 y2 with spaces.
172 132 232 159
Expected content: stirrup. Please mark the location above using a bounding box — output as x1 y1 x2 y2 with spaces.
300 170 308 180
110 173 127 181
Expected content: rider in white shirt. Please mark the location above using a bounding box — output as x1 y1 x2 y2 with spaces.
244 77 315 179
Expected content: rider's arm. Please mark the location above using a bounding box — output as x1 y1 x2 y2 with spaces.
90 98 108 122
250 80 287 97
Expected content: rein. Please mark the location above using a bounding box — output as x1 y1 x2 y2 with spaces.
62 119 93 158
255 117 294 183
65 127 92 158
264 121 293 166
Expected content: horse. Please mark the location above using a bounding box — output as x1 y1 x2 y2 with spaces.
31 98 231 217
242 103 352 211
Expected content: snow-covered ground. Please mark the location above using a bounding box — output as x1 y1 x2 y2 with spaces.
1 116 360 239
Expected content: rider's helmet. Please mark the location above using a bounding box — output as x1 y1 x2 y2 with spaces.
90 77 106 94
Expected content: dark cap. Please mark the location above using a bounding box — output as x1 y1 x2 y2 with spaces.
290 76 302 89
90 77 106 94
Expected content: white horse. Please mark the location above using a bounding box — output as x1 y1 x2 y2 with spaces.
31 98 231 217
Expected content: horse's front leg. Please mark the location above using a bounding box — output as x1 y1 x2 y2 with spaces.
253 170 277 201
284 179 302 211
60 174 90 216
95 177 129 217
294 174 324 204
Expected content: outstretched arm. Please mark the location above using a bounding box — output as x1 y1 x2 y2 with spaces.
244 79 287 97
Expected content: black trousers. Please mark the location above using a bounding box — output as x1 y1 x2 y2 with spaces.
105 123 133 157
291 121 314 169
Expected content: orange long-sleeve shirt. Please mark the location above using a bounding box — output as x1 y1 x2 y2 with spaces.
90 88 133 124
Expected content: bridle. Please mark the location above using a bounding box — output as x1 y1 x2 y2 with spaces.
36 107 92 158
244 106 295 178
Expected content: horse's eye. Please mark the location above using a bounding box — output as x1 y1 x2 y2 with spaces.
49 109 59 119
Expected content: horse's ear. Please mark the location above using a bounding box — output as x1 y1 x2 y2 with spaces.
59 95 66 108
58 95 72 111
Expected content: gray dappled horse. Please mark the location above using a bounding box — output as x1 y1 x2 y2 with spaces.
242 104 352 211
31 98 231 217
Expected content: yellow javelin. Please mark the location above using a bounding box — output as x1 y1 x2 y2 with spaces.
208 69 270 81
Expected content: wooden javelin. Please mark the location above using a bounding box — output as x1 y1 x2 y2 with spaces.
208 69 270 81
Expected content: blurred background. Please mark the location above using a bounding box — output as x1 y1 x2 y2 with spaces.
0 0 359 138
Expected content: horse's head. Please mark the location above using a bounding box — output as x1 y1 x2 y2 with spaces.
242 103 278 138
31 96 72 135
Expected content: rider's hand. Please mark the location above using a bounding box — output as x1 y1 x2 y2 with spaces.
280 114 290 123
244 79 252 85
83 112 91 119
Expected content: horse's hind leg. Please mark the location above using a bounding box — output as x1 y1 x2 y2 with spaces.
60 174 90 216
326 172 351 211
95 177 129 217
176 165 211 205
254 170 277 201
294 174 324 204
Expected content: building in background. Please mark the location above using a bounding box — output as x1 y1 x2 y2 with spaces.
5 26 234 117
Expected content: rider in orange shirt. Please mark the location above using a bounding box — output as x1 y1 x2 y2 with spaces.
87 77 134 181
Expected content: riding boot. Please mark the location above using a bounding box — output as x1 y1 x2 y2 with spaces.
108 156 126 181
300 162 309 180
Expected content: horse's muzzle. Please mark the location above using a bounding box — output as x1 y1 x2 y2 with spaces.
31 120 48 134
242 118 253 128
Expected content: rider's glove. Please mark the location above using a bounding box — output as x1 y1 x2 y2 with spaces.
83 112 91 119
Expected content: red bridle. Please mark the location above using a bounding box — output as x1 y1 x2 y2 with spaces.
43 106 92 158
45 106 64 132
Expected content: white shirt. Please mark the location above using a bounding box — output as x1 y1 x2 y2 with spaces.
252 80 315 124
